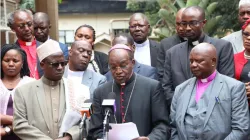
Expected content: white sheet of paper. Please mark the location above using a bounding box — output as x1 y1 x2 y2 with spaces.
108 122 139 140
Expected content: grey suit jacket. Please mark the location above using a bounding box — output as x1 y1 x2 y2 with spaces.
170 73 250 140
222 30 244 54
13 79 79 140
63 66 107 100
162 34 234 108
105 61 158 81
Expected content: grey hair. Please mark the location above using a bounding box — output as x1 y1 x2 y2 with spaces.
239 0 250 8
7 9 33 29
129 13 150 24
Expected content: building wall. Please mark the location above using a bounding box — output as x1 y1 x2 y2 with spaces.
58 13 131 36
58 13 131 54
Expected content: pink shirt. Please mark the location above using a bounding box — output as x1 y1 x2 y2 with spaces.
195 71 217 103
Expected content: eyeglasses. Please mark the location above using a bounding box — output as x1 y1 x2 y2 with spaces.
242 31 250 38
16 22 33 29
47 61 68 68
180 20 203 28
129 24 148 29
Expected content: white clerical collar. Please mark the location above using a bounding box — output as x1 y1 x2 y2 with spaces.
68 68 84 78
192 40 199 46
134 39 149 47
26 42 32 46
200 78 208 83
183 37 188 41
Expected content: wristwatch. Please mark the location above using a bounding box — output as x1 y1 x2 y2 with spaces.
4 126 11 135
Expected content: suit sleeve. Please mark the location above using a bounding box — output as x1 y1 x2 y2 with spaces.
157 40 166 82
87 89 104 139
148 83 169 140
224 82 250 140
162 49 174 108
98 76 107 87
148 67 158 81
217 41 234 78
170 86 180 140
13 88 53 140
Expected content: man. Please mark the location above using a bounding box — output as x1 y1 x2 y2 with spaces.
33 12 69 60
129 13 159 67
170 43 250 140
13 40 79 140
162 6 234 108
7 9 40 79
88 44 168 140
157 8 187 81
222 0 250 53
105 33 157 81
63 40 106 99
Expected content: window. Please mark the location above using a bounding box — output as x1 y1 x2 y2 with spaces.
59 30 74 46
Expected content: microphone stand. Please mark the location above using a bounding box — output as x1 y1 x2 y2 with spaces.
80 113 87 140
103 110 111 140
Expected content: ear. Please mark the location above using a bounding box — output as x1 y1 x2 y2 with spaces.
69 48 72 57
131 59 135 66
49 24 51 30
202 19 207 27
212 57 216 66
40 61 45 70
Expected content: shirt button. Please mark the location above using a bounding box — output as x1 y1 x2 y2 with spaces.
52 87 54 90
54 109 56 111
48 131 50 134
55 120 58 123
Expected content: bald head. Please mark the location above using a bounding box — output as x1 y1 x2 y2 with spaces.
34 12 50 24
69 40 92 71
176 8 186 23
33 12 51 42
189 43 217 79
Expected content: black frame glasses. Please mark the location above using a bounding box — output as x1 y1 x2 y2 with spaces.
47 61 68 68
180 20 204 28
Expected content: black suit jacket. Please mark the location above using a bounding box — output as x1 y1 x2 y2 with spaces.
157 35 185 82
104 61 158 81
149 39 160 68
88 74 169 140
162 34 235 107
94 51 109 75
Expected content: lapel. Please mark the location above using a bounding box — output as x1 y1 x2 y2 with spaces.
35 79 50 130
203 73 223 128
178 78 196 139
178 41 192 79
133 61 140 74
149 40 157 67
58 79 66 122
81 69 93 97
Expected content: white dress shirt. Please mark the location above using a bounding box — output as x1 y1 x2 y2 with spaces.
134 39 151 66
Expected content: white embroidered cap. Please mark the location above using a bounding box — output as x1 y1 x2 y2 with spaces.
37 39 62 61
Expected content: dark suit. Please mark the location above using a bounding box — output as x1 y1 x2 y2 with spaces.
157 35 185 82
94 51 109 75
148 40 160 68
15 40 69 77
88 74 168 140
162 35 234 108
105 61 158 81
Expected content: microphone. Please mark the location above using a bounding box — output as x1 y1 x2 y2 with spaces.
79 99 92 139
102 92 116 115
80 99 92 119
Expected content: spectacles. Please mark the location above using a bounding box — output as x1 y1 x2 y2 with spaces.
16 22 33 29
47 61 68 68
242 31 250 38
180 20 203 28
110 65 128 71
129 24 148 29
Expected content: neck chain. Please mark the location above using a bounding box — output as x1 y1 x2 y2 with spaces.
112 74 137 123
244 51 250 60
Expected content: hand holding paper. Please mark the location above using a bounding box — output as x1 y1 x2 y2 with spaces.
108 122 139 140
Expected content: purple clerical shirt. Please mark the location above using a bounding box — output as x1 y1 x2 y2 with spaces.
196 71 217 103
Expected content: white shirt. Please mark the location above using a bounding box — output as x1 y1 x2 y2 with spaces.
134 39 151 66
67 68 84 84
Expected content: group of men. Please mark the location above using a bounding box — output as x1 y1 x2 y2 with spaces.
3 0 250 139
